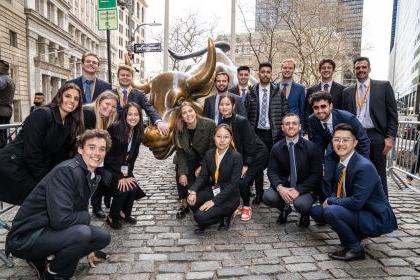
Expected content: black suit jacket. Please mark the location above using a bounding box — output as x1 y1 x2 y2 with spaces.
67 76 112 104
305 81 345 115
342 79 398 140
267 137 323 195
228 85 252 99
203 93 247 121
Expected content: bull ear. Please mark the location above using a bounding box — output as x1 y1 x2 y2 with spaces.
132 80 150 94
124 53 133 66
186 38 216 93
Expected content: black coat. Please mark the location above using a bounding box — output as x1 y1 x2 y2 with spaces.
6 155 100 256
0 106 75 204
83 106 96 129
67 76 112 104
244 83 288 143
268 137 323 195
203 93 247 121
221 114 268 166
305 81 345 115
191 148 242 208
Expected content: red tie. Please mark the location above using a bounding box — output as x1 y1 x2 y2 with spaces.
122 89 128 105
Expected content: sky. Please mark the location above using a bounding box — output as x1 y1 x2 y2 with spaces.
144 0 393 80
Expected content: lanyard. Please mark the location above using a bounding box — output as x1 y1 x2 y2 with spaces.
356 82 370 110
214 151 221 184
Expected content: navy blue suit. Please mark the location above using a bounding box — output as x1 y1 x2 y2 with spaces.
67 76 112 104
310 152 398 250
283 82 305 130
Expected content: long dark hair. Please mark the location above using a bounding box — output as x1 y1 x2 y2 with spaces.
50 82 85 138
111 102 143 145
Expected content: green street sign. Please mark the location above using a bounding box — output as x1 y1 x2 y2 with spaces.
98 9 118 30
98 0 116 10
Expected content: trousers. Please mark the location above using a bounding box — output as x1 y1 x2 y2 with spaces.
263 187 314 215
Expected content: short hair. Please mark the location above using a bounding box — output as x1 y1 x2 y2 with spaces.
318 59 336 71
117 64 135 76
332 123 356 138
281 58 296 69
0 60 10 73
282 113 300 124
81 52 99 64
215 71 230 83
76 129 112 152
309 91 332 106
218 93 236 107
237 65 250 73
215 123 233 137
259 62 272 71
353 56 370 68
34 92 44 96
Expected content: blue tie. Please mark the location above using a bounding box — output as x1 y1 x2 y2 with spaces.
84 80 94 103
258 88 268 128
289 142 297 188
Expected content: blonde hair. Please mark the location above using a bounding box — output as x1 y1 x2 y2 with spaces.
281 58 296 69
117 64 135 76
85 90 119 130
81 52 99 64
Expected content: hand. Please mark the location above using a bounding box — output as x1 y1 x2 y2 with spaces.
199 200 215 212
187 192 196 206
118 177 137 192
178 175 188 186
383 137 394 155
156 121 169 136
278 187 293 204
87 252 100 268
289 188 300 200
322 199 329 208
195 166 201 177
241 166 248 178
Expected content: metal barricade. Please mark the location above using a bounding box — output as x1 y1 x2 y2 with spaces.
388 120 420 191
0 122 22 268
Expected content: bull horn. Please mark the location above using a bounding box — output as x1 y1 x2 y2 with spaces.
186 39 216 92
169 41 230 60
124 53 133 66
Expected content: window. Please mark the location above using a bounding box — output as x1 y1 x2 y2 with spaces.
9 30 17 47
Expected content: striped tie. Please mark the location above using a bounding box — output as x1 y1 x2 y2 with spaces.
336 163 346 198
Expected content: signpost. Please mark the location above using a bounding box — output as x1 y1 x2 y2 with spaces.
98 0 117 9
133 43 162 53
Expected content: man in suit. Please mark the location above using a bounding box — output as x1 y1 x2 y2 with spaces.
263 113 322 227
229 65 252 103
278 59 305 131
67 52 112 104
310 123 398 261
30 92 45 113
342 57 398 196
203 71 246 123
245 62 288 204
308 91 370 202
116 64 169 136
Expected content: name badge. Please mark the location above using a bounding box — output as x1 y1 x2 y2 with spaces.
121 165 129 176
212 185 221 197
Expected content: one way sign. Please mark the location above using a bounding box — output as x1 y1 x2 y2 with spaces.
133 43 162 53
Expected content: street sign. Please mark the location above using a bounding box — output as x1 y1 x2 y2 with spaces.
98 9 118 30
98 0 116 9
134 43 162 53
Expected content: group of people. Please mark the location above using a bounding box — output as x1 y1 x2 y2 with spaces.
0 52 400 279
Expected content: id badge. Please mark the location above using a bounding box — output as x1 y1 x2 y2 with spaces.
212 185 221 197
121 165 129 176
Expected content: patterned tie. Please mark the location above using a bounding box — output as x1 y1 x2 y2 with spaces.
259 88 268 128
323 83 330 93
289 142 297 188
322 122 332 140
282 83 288 98
241 88 247 102
336 163 346 198
84 80 94 103
122 89 128 106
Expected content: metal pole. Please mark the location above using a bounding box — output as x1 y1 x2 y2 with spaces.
230 0 236 63
107 28 112 84
163 0 169 71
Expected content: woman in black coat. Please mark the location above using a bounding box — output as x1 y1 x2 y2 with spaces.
105 102 145 229
187 124 243 234
173 101 215 219
218 93 269 222
0 83 84 205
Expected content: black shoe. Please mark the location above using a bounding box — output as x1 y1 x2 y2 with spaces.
106 216 122 229
276 205 292 225
298 214 310 228
194 226 206 235
124 216 137 225
176 206 190 219
43 268 69 280
328 247 365 261
217 216 231 230
27 259 46 279
252 193 263 205
104 196 111 209
93 207 106 219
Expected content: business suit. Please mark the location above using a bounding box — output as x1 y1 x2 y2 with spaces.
203 92 247 122
190 148 242 227
263 137 323 216
228 85 252 103
67 76 112 104
280 81 305 130
310 152 398 250
342 79 398 195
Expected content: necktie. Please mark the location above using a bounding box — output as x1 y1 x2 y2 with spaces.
241 88 247 102
322 122 331 140
336 163 346 198
259 88 268 128
282 83 288 98
217 113 222 125
122 89 128 106
84 80 94 103
289 142 297 188
323 83 330 93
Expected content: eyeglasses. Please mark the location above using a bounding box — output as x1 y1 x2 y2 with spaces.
332 137 354 144
312 104 328 110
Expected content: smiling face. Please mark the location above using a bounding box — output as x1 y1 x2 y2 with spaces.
82 55 99 75
218 96 234 118
78 137 107 172
118 69 133 88
319 62 334 81
214 127 232 151
237 70 250 87
281 61 295 80
281 115 301 139
332 130 358 159
258 66 272 85
126 105 141 128
59 88 80 115
215 74 229 93
99 98 117 118
354 59 371 82
312 99 333 122
181 105 197 127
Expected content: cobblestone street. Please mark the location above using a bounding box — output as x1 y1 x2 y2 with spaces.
1 147 420 279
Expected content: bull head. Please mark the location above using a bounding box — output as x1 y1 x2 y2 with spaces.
131 39 216 159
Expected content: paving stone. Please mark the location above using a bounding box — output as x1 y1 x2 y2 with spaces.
276 273 304 280
380 258 410 267
250 264 286 274
286 263 318 272
301 271 331 280
217 267 250 277
158 263 189 273
384 267 420 276
156 273 184 280
191 261 221 271
346 267 387 278
282 255 315 264
186 271 215 280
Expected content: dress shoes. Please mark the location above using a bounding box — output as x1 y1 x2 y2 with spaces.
217 216 231 230
27 259 46 280
276 205 292 225
194 226 206 235
328 247 365 261
252 193 263 205
176 206 190 219
106 216 122 229
298 214 310 227
92 207 106 219
43 270 69 280
123 216 137 225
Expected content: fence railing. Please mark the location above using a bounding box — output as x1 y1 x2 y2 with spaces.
388 120 420 191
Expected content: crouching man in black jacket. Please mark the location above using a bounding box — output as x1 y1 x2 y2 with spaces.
6 129 112 280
